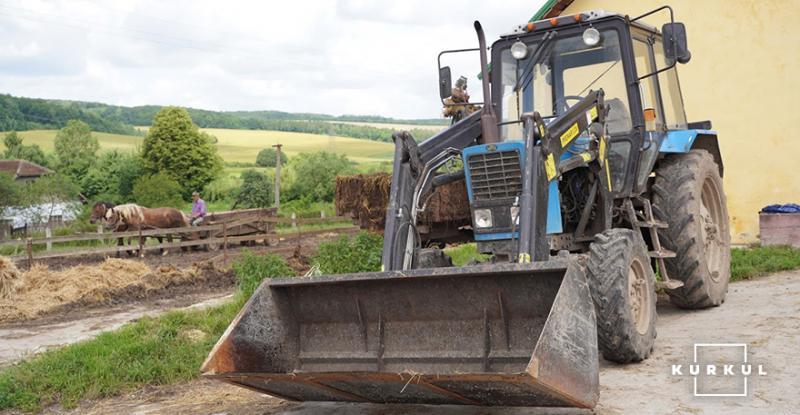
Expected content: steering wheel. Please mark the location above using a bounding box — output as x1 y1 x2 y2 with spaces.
560 95 585 112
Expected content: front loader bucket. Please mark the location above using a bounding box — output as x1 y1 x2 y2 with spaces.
201 258 599 408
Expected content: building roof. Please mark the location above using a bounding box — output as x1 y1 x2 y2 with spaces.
0 159 53 179
531 0 575 20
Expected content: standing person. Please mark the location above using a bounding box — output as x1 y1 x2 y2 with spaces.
190 191 207 226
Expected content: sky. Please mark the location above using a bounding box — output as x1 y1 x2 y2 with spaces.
0 0 546 119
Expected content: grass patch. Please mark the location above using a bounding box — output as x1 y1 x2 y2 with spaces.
0 251 293 412
445 243 490 267
312 231 383 274
0 301 241 411
731 245 800 281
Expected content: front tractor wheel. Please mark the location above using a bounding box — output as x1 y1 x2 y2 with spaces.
587 229 657 363
652 149 731 309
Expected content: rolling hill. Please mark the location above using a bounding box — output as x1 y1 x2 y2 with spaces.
0 93 446 143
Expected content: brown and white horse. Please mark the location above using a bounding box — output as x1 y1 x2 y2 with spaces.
98 203 189 256
90 201 135 256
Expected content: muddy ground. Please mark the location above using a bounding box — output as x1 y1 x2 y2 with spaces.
32 270 799 415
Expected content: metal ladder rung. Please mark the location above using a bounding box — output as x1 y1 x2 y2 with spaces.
648 250 676 259
633 219 668 229
656 279 684 290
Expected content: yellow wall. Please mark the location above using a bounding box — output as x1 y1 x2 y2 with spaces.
558 0 800 243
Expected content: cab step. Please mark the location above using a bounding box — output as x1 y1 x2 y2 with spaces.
648 249 676 258
656 279 684 290
633 219 668 229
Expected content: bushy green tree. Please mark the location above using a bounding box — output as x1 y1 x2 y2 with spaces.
233 170 273 209
286 151 354 202
132 173 184 208
116 154 143 201
81 151 143 202
0 172 21 207
2 131 49 167
255 147 288 167
140 107 222 200
53 120 99 182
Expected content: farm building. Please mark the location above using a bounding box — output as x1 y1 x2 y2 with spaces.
531 0 800 243
0 159 51 183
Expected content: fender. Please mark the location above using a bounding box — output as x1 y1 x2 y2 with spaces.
659 129 723 176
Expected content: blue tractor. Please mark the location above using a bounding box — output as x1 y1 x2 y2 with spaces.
204 7 729 409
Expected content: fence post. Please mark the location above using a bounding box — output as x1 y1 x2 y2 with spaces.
26 238 33 268
273 143 282 209
291 212 297 229
138 228 144 258
321 210 326 219
223 222 228 262
45 227 52 251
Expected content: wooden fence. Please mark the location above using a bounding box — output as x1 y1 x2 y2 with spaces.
1 215 354 265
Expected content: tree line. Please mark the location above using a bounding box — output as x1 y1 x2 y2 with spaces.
0 95 138 135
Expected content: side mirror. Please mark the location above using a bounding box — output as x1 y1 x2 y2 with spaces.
662 22 691 64
439 66 452 100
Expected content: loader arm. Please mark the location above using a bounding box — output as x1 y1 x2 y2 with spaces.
382 111 482 271
516 89 608 263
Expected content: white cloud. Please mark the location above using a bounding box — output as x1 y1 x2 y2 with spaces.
0 0 545 118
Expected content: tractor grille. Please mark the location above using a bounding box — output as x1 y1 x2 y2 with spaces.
467 150 522 201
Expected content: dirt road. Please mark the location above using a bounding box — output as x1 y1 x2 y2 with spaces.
32 270 800 414
0 292 232 366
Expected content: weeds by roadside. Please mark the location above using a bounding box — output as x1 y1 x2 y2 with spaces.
311 231 382 274
445 243 490 267
731 245 800 281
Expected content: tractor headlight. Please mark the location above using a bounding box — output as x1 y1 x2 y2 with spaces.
474 209 493 228
582 27 601 46
510 41 528 60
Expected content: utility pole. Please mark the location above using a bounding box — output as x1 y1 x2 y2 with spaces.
273 143 282 209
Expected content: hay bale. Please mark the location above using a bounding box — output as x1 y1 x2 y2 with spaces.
335 173 392 230
418 179 471 223
335 173 472 234
0 256 22 299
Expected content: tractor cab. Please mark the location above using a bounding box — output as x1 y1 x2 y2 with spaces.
438 8 705 256
493 9 690 196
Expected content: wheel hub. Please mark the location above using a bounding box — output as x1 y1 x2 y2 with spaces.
700 177 725 282
628 258 651 335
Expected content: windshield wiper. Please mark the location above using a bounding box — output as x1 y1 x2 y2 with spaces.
514 30 557 93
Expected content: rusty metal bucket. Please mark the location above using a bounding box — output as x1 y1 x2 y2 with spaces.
201 258 599 408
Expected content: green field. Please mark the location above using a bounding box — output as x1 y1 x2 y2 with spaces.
1 128 395 165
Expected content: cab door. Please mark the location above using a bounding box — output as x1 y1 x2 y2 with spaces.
631 32 666 193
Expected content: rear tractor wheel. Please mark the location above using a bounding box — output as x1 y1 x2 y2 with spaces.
652 149 731 309
587 229 657 363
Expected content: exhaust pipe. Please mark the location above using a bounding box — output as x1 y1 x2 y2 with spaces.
474 21 500 144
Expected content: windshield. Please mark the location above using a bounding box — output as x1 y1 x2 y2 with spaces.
498 29 631 140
